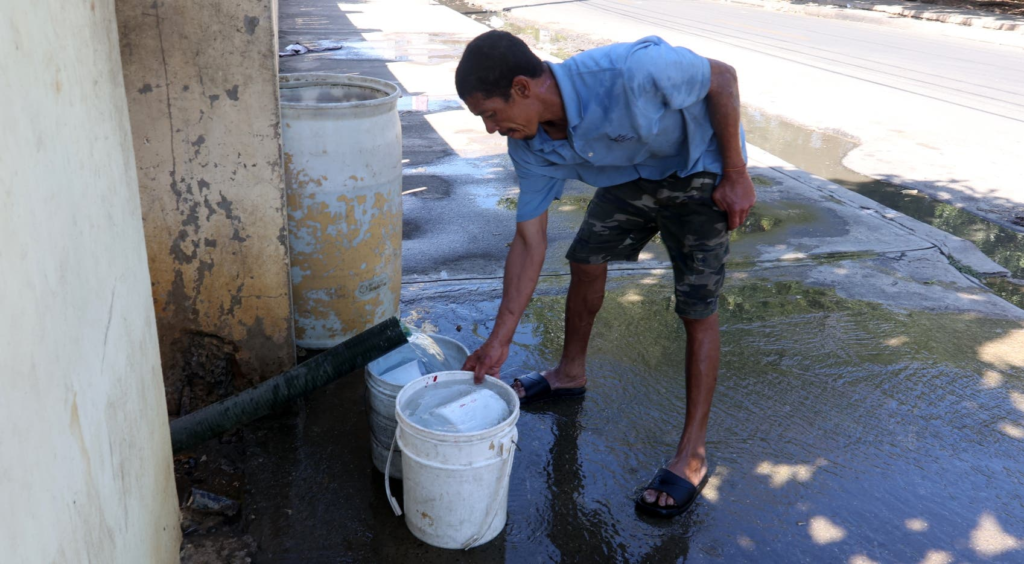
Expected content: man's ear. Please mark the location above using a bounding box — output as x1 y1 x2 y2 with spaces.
510 76 531 100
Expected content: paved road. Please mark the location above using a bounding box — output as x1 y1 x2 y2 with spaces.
580 0 1024 122
485 0 1024 231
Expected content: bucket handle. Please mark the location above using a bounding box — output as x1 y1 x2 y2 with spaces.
385 432 402 517
460 435 516 550
385 431 517 549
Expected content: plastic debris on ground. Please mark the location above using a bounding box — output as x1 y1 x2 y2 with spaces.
279 43 309 57
279 40 346 57
187 488 241 516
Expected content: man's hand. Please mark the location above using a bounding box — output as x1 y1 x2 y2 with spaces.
461 213 547 384
712 168 756 230
462 338 510 384
706 59 754 230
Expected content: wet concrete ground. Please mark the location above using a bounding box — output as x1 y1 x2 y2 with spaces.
221 0 1024 561
240 271 1024 563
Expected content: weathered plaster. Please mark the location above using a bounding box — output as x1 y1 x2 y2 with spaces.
116 0 295 412
1 0 179 560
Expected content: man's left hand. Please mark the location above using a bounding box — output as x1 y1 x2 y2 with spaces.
712 168 757 231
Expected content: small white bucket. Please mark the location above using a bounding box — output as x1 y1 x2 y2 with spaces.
387 371 520 549
365 335 469 479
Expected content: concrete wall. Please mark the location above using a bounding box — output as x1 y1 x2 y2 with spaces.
116 0 296 414
0 1 180 561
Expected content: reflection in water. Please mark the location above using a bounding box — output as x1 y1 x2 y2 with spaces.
754 458 827 488
970 513 1023 557
729 201 816 242
541 399 632 561
701 466 727 504
742 108 1024 308
1000 422 1024 439
906 518 930 533
976 327 1024 370
921 550 956 564
501 275 1024 562
437 0 581 61
807 516 847 545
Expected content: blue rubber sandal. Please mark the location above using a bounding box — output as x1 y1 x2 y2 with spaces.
513 371 586 406
635 466 710 518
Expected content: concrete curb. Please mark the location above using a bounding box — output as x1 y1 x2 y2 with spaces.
748 146 1011 278
478 0 1024 34
718 0 1024 33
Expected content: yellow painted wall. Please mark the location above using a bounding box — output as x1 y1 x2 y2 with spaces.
116 0 295 413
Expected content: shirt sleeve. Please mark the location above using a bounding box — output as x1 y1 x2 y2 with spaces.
509 147 566 223
624 36 712 111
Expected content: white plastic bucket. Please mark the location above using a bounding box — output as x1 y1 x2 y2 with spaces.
365 335 469 479
387 371 520 549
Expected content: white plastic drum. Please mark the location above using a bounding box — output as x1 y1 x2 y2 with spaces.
280 74 402 349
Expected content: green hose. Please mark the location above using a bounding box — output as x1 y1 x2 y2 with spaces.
170 317 408 453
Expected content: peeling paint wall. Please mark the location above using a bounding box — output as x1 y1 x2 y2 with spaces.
0 0 180 561
116 0 295 413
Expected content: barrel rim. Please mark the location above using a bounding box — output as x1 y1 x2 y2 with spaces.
395 371 520 441
279 73 400 110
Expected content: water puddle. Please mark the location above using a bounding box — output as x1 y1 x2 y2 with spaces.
438 0 580 60
386 275 1024 561
731 200 817 240
741 108 1024 308
437 0 1024 308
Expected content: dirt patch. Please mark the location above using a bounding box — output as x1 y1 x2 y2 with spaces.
180 534 256 564
442 0 613 56
175 430 254 563
886 0 1024 16
790 0 1024 17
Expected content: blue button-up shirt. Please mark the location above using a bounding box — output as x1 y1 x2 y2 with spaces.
508 36 746 222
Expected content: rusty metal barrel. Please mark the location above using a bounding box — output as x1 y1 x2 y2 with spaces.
280 74 402 349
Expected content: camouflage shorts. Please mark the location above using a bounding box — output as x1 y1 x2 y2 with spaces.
565 172 729 319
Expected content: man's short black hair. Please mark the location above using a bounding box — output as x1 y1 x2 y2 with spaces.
456 30 545 101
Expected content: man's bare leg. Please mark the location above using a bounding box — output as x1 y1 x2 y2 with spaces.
643 313 719 507
513 261 607 398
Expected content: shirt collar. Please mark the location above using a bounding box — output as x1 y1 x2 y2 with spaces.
525 61 580 153
548 61 582 133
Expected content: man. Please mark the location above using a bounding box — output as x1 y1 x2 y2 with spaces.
455 30 755 518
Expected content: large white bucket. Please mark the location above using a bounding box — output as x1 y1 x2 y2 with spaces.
365 335 470 479
387 371 519 549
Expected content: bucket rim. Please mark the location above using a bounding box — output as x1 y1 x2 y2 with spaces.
395 371 520 441
279 73 400 110
365 333 471 391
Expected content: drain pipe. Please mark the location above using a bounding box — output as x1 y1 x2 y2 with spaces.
170 317 408 453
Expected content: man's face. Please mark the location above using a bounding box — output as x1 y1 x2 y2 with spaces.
464 91 541 141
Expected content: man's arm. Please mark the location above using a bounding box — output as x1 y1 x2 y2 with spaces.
463 211 548 383
706 58 756 230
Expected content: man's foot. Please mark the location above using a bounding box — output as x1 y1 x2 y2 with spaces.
642 452 708 508
511 367 587 399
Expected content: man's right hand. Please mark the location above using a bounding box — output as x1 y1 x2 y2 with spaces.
463 338 510 384
462 211 548 385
